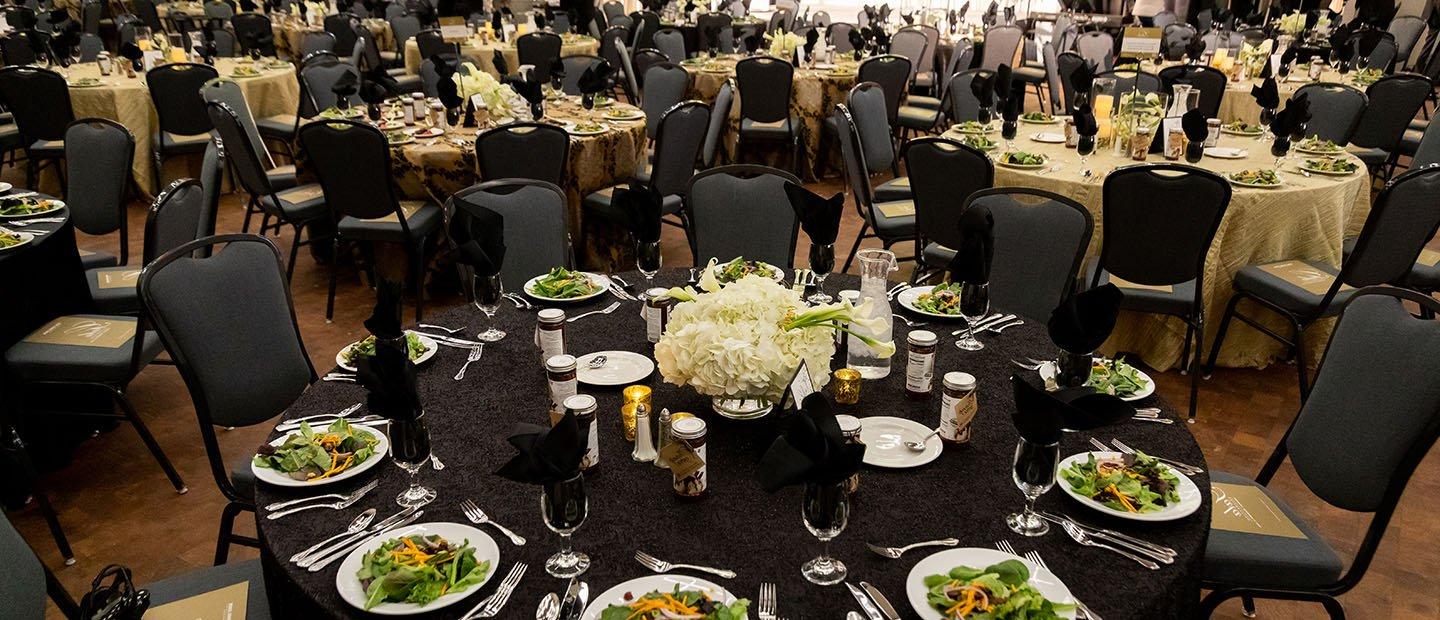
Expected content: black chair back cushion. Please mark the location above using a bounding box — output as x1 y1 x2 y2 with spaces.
857 55 911 122
1100 164 1230 286
517 32 564 82
147 63 220 136
651 101 711 197
145 180 207 264
1343 166 1440 287
969 188 1092 322
906 137 993 252
65 119 134 236
475 123 570 186
298 120 398 221
0 66 74 141
688 165 800 268
1158 64 1226 119
736 57 794 123
206 102 272 198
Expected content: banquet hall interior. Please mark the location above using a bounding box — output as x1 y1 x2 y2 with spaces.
3 0 1440 618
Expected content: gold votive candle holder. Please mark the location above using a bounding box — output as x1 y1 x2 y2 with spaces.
623 385 652 405
620 402 639 441
620 385 651 442
832 368 862 404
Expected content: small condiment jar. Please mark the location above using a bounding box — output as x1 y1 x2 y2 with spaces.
670 417 708 500
904 330 939 399
836 414 862 494
564 394 600 472
939 372 978 444
544 354 578 414
1308 60 1323 80
642 288 671 343
1205 118 1221 147
1064 117 1078 147
1131 127 1152 161
535 308 566 363
1165 128 1186 161
410 93 426 125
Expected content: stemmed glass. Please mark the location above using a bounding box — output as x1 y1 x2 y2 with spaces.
800 480 849 585
1077 133 1095 175
955 281 989 351
389 412 436 508
541 473 590 578
806 243 835 304
1005 437 1059 537
636 239 661 286
473 272 507 342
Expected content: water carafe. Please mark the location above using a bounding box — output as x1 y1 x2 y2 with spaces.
846 248 896 379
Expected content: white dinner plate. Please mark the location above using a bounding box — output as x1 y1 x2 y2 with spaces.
995 154 1049 169
859 416 942 468
522 271 611 303
0 230 35 252
251 424 389 488
894 286 966 320
1294 145 1346 156
387 135 416 146
1298 161 1359 176
906 548 1076 620
1227 173 1285 189
409 126 445 138
1030 132 1066 143
0 182 13 193
576 351 655 386
601 108 645 122
376 120 405 131
0 198 65 220
1036 360 1156 402
335 331 438 372
1204 146 1248 159
68 79 106 88
709 259 785 283
1219 126 1264 137
566 121 610 136
1056 451 1203 522
335 522 499 615
581 574 737 620
952 122 996 134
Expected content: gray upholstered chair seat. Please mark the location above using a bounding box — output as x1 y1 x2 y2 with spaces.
1085 260 1197 315
0 123 20 147
906 94 942 110
874 177 912 202
259 183 329 222
871 200 916 238
1232 260 1355 316
914 71 935 88
29 139 64 156
583 184 684 216
921 241 955 266
86 267 141 315
4 316 163 384
266 164 298 190
740 117 795 138
1203 471 1344 589
79 249 119 270
1348 147 1389 167
337 201 443 243
256 114 299 138
897 104 942 128
145 559 270 617
1340 236 1440 291
152 131 211 154
1013 65 1046 83
1398 127 1423 156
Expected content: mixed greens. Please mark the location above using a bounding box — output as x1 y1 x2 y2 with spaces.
1350 68 1384 87
713 257 778 284
958 134 997 151
230 64 262 77
385 130 412 143
253 419 380 481
1228 169 1281 186
603 108 644 120
1061 452 1181 514
1087 357 1149 398
0 197 61 216
954 121 994 134
356 534 491 609
1021 111 1055 123
572 120 606 133
0 228 27 249
318 106 365 119
1221 120 1264 135
913 282 963 315
69 77 103 87
342 333 428 366
529 267 601 298
600 587 750 620
999 151 1046 166
923 560 1073 619
1301 157 1358 174
1296 135 1344 154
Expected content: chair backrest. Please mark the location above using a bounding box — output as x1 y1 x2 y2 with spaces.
688 164 801 268
1337 166 1440 294
947 69 994 123
735 56 793 123
1055 51 1085 114
812 11 832 29
1389 15 1426 66
517 32 564 82
649 100 710 197
641 62 690 140
632 10 660 49
302 30 335 56
601 0 625 21
300 61 362 112
1097 164 1230 288
0 66 73 142
967 187 1093 321
558 54 602 95
1412 120 1440 168
768 8 791 33
0 33 37 66
199 78 271 169
1293 82 1367 144
1162 23 1197 60
210 28 237 57
856 54 911 124
1076 31 1115 71
1350 73 1430 150
384 2 406 19
1057 24 1080 53
143 178 207 265
474 122 569 186
1364 37 1398 70
701 79 734 168
888 28 929 82
833 104 877 216
415 29 450 60
1043 42 1065 112
389 14 421 50
1158 64 1226 118
904 136 994 255
600 24 628 68
65 119 134 245
198 141 223 242
80 0 101 34
632 48 668 88
980 24 1022 70
1199 29 1242 52
614 39 641 102
76 32 103 62
134 0 162 29
847 81 897 174
1152 10 1177 28
419 58 443 97
608 13 633 30
1237 27 1266 45
147 63 219 137
1096 69 1163 96
203 0 233 19
449 179 572 284
232 13 275 56
829 22 856 53
653 27 686 61
0 510 47 618
939 40 974 98
206 102 275 202
299 120 405 223
140 235 314 436
696 13 732 52
325 12 360 53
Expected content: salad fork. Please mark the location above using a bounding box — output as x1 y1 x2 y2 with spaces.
266 491 367 519
463 562 528 619
418 323 467 335
865 537 958 559
1023 550 1103 620
1059 520 1160 569
276 403 363 432
893 314 927 328
756 582 776 620
265 479 378 512
290 508 376 563
567 301 621 322
460 498 527 545
454 345 484 381
634 550 736 579
1109 438 1204 475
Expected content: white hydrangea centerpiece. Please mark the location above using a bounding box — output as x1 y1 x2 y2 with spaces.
768 30 804 59
452 65 532 121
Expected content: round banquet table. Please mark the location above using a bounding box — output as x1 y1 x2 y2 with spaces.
254 270 1211 619
1157 61 1362 126
62 58 300 195
273 15 395 60
941 125 1371 371
402 34 601 77
683 54 857 181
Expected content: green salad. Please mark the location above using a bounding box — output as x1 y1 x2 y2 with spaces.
954 120 994 134
572 120 605 133
923 560 1074 619
999 151 1046 166
959 134 997 150
1302 157 1359 173
318 106 365 119
384 130 411 143
713 257 777 283
1021 111 1055 122
1229 169 1281 186
0 197 60 216
1351 68 1383 87
342 333 427 365
1061 452 1181 514
253 419 379 481
357 534 491 609
1087 357 1148 397
600 587 750 620
1296 135 1343 153
913 282 963 315
529 267 600 298
0 229 26 248
1222 120 1264 134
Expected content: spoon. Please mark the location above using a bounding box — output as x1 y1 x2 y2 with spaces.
289 508 376 562
905 428 940 451
586 355 607 369
535 593 560 620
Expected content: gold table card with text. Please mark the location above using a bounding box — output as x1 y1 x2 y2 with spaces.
23 316 137 349
1210 482 1306 539
143 581 247 620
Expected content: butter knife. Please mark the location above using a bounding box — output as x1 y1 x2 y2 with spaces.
557 579 582 620
844 582 884 620
858 582 900 620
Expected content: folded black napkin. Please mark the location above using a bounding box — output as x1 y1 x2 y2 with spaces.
495 411 587 484
983 1 998 25
783 181 843 247
1271 91 1311 138
119 41 143 70
756 393 866 492
1011 374 1132 445
1258 49 1274 79
432 56 464 110
901 11 915 25
994 63 1013 107
970 71 995 109
577 61 613 95
548 58 566 90
355 281 422 419
959 2 970 19
848 29 867 57
534 11 547 31
1185 36 1207 62
492 49 509 76
1182 107 1208 142
1073 102 1098 137
863 4 876 23
1250 76 1279 110
1278 45 1298 77
449 202 506 277
804 28 819 58
684 0 696 13
330 71 359 107
491 10 503 38
872 28 890 53
948 204 994 285
745 30 766 55
612 181 663 243
1068 60 1095 105
240 0 258 12
1048 283 1122 355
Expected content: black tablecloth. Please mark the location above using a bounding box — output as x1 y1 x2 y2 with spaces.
255 270 1210 619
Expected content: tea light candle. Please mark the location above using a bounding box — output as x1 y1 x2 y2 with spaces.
620 403 639 441
620 385 652 442
832 368 862 405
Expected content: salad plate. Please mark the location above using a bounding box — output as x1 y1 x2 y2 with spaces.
376 120 405 131
410 126 445 139
69 77 106 88
709 257 784 284
1020 112 1059 124
0 197 64 219
1036 358 1155 401
1219 122 1264 136
335 522 499 615
952 121 995 135
1227 170 1285 189
1203 147 1247 159
0 229 35 252
1298 157 1359 176
895 285 967 320
0 182 12 193
995 151 1048 169
860 416 942 468
602 108 645 121
566 121 610 136
251 422 389 487
576 351 655 386
522 268 610 303
906 548 1076 620
581 574 743 620
1057 451 1202 522
335 331 438 372
1029 132 1065 144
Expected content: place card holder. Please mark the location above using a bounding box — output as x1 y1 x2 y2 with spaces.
781 360 816 411
1210 482 1306 539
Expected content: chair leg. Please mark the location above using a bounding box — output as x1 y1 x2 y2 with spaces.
1241 595 1258 618
10 440 76 565
113 391 187 494
241 202 254 234
1205 293 1244 378
1179 320 1195 376
1319 595 1345 620
1292 319 1311 400
25 157 35 191
286 224 303 282
841 222 871 273
1189 314 1205 423
213 501 243 565
326 239 340 323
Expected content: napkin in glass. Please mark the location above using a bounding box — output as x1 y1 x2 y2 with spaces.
1073 102 1098 137
757 393 866 492
610 181 663 243
1251 76 1280 110
783 181 843 247
577 61 614 95
1010 374 1132 445
1185 37 1207 63
356 281 423 420
948 203 994 285
449 201 506 277
1047 283 1122 355
494 411 587 484
1182 108 1209 143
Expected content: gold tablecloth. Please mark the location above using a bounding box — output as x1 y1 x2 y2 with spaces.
64 58 299 194
402 35 601 76
940 126 1371 370
273 17 393 60
386 98 647 267
1157 62 1361 126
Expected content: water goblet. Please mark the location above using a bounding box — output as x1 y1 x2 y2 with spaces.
473 272 507 342
388 413 436 508
1005 437 1059 537
806 243 835 304
541 473 590 578
955 281 989 351
800 480 850 585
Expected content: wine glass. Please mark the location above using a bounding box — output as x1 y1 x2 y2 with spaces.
1271 134 1291 169
473 272 507 342
800 480 849 585
540 473 590 578
388 413 436 508
806 243 835 304
636 239 661 285
1001 118 1017 151
955 281 989 351
1005 436 1059 537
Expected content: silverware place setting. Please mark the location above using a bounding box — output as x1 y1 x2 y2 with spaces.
1110 437 1204 475
504 292 538 309
417 323 468 335
275 403 363 432
454 345 484 381
864 537 959 559
1036 511 1177 563
460 498 527 545
1057 519 1161 569
266 486 372 519
885 282 911 300
602 275 638 301
322 372 356 383
950 313 1021 336
459 561 527 619
756 582 776 620
288 507 376 563
265 479 379 512
1130 408 1175 424
567 301 621 322
634 549 736 579
298 506 425 570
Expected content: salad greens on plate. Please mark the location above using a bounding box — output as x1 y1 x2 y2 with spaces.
253 419 379 481
1296 135 1343 153
954 120 994 134
356 534 491 609
958 134 997 151
923 560 1073 619
529 267 601 298
341 333 427 366
0 197 61 216
914 282 963 315
1221 120 1264 135
1061 452 1181 514
1087 357 1148 398
713 257 778 284
1301 157 1358 174
1228 169 1281 186
0 229 28 249
998 151 1046 167
1021 111 1055 123
600 587 750 620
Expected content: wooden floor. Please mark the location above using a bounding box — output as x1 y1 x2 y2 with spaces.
12 168 1440 620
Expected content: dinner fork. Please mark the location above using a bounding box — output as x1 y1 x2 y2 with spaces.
886 283 911 300
634 550 736 579
1110 438 1204 475
463 562 528 619
454 345 484 381
264 479 378 512
1059 520 1160 570
418 323 467 335
567 301 621 322
756 582 776 620
460 499 527 545
1023 550 1104 620
865 537 958 559
266 490 367 519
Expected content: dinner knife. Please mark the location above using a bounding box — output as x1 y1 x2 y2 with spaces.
556 579 581 620
308 510 424 572
858 582 901 620
844 582 884 620
302 509 423 571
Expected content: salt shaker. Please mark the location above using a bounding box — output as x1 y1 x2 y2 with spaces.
631 403 656 462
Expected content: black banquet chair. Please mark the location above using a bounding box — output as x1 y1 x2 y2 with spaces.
584 100 710 239
903 137 994 283
64 118 134 270
1346 73 1431 179
1158 64 1227 119
687 164 802 269
0 66 73 190
961 188 1093 322
517 31 564 83
847 81 910 202
641 62 691 141
735 56 800 174
449 180 573 289
835 104 916 272
146 62 220 189
87 178 210 316
474 122 570 186
1291 83 1367 144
